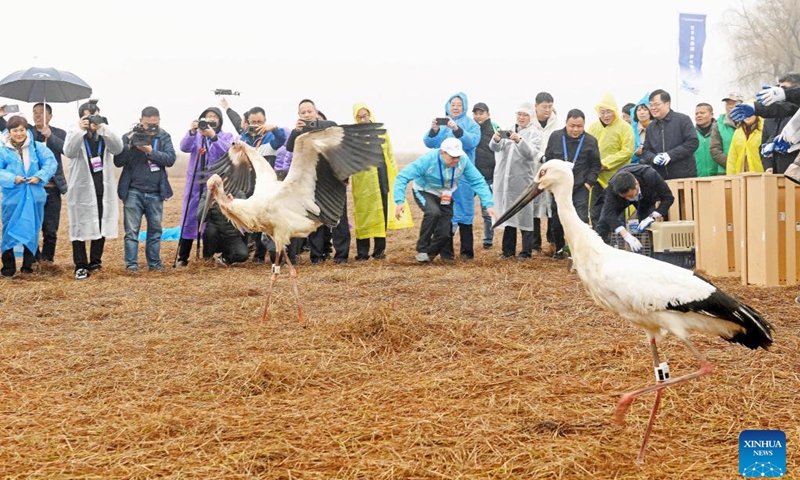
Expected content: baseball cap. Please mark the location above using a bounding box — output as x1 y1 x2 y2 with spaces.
441 137 466 157
472 102 489 113
722 92 744 102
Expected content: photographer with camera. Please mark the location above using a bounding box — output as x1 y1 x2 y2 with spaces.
176 107 235 268
423 92 481 261
490 102 544 261
63 101 123 280
114 106 176 273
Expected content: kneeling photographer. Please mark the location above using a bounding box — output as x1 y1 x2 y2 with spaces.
196 188 249 266
115 106 177 272
176 107 234 268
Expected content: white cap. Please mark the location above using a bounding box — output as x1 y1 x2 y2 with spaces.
441 137 465 157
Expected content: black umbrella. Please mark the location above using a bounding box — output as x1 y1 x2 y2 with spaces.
0 66 92 103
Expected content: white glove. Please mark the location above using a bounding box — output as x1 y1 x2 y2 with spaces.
757 85 786 106
622 232 643 252
653 153 671 166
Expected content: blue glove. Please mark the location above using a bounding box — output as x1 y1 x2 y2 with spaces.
636 216 655 233
762 141 775 158
729 104 755 123
757 85 786 106
773 134 792 153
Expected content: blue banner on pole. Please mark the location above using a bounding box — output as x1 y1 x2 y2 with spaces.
678 13 707 95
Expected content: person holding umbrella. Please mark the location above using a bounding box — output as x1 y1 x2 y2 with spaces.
0 115 57 277
31 102 67 263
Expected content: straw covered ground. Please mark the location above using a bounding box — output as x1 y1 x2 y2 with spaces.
1 175 798 479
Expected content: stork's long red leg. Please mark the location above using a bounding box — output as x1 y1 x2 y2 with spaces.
261 250 283 323
615 337 714 463
282 248 305 324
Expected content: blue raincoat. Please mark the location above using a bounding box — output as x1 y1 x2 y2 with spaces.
0 131 57 253
423 92 481 224
631 92 650 164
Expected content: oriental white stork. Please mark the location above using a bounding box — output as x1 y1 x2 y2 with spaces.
492 160 774 464
200 123 387 323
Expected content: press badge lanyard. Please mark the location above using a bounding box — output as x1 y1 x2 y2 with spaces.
438 159 455 189
147 138 161 172
85 137 105 173
562 134 585 163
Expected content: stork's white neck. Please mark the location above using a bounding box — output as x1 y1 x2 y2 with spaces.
550 181 608 266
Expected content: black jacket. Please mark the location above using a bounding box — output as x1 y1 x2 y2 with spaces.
197 190 245 239
756 101 800 174
474 120 496 183
545 129 602 191
595 164 674 238
640 110 699 180
32 125 68 194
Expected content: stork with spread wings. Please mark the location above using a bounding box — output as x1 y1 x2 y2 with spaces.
200 122 386 323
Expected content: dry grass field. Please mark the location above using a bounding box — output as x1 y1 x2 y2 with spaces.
1 166 798 479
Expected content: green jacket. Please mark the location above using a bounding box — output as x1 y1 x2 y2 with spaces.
696 122 725 177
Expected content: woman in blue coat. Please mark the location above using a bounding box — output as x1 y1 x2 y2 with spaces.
0 116 56 277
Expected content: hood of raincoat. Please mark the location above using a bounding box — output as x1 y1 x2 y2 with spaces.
198 106 224 131
444 92 469 120
352 101 376 123
594 92 621 126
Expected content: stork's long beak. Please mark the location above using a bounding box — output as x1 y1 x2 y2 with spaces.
492 181 544 229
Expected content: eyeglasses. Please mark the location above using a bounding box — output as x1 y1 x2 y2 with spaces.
356 114 370 121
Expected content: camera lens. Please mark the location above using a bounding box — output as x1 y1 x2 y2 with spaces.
198 120 208 130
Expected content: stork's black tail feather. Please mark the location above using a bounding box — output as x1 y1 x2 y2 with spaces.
667 273 774 350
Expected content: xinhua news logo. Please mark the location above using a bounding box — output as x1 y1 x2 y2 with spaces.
739 430 786 477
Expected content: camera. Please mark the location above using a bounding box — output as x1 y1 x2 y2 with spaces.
86 99 107 125
130 123 159 146
497 130 513 138
198 117 218 130
435 117 450 126
303 120 317 130
247 125 260 134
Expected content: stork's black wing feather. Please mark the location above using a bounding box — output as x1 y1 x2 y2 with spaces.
667 273 774 350
285 123 387 227
197 149 257 197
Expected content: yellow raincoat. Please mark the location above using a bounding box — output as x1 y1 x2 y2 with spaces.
587 93 635 188
351 102 413 239
726 117 765 175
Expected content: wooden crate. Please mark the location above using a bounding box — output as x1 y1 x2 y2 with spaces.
740 173 800 286
693 176 743 277
666 178 697 221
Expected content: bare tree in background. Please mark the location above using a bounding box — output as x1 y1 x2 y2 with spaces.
722 0 800 90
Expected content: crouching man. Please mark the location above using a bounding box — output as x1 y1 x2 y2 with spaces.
197 189 249 266
393 138 497 263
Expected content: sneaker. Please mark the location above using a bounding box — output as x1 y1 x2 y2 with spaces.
332 258 348 265
75 268 89 280
149 265 166 272
252 257 266 264
552 251 565 260
87 263 102 272
126 265 139 273
175 260 189 268
372 253 386 260
215 256 230 267
482 243 492 250
499 253 515 259
517 254 531 262
415 252 430 263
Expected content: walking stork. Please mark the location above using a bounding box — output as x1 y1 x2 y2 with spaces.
492 160 774 463
200 123 386 323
